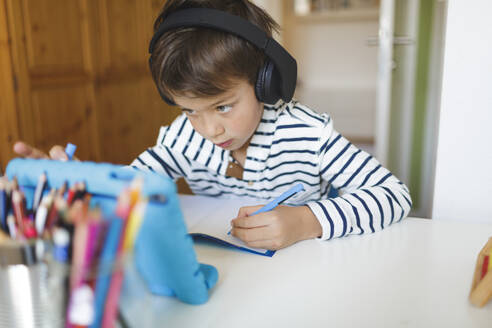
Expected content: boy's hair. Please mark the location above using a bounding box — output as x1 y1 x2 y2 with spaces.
150 0 279 103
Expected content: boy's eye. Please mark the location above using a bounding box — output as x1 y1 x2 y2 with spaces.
217 105 232 113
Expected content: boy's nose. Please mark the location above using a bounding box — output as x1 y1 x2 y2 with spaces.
203 116 224 139
208 124 224 139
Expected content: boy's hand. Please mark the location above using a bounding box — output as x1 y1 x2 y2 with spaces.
230 205 322 250
13 141 77 161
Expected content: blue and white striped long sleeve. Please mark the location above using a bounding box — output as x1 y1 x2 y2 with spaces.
130 118 193 179
306 117 412 240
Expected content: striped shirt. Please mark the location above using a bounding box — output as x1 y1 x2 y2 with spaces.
131 100 412 240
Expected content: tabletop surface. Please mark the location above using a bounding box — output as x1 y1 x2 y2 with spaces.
120 197 492 328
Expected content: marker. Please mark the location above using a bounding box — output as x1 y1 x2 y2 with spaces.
228 183 305 235
65 143 77 160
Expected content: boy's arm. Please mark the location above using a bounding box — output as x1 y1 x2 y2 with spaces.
130 124 190 180
130 143 189 180
306 124 412 241
131 115 198 180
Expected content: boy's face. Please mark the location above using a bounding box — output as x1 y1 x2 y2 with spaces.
173 80 263 152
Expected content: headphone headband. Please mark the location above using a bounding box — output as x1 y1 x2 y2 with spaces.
149 8 296 102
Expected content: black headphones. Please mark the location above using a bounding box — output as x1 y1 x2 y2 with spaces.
148 8 297 105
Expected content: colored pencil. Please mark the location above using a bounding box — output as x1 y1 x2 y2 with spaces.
32 172 47 213
11 190 26 234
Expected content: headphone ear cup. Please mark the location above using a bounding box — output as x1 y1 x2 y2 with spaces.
255 60 281 104
255 63 267 103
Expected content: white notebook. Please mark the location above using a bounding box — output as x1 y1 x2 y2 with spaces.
178 195 275 256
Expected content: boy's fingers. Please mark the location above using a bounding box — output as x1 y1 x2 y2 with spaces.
13 141 49 159
231 225 272 243
231 212 271 229
49 145 69 161
236 205 264 218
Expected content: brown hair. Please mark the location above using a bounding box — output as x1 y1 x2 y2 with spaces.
150 0 279 103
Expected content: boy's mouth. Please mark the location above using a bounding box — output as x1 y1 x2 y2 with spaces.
216 139 233 148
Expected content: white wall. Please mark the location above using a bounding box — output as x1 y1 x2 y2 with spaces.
285 19 379 141
288 21 378 90
252 0 282 22
254 2 379 141
432 0 492 222
252 0 283 41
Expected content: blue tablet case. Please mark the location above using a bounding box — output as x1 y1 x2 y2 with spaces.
5 158 218 305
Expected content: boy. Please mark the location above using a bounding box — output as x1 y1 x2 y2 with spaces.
14 0 412 251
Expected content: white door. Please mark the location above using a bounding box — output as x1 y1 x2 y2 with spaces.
375 0 447 217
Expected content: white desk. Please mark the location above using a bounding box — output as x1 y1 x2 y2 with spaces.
120 215 492 327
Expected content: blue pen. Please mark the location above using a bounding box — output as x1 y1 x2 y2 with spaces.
64 142 77 160
228 183 305 235
250 183 305 216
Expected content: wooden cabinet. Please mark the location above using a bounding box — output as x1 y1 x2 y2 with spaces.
0 0 179 170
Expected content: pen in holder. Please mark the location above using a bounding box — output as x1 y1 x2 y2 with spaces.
469 237 492 307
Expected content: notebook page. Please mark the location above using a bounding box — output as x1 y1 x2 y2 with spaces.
178 195 270 254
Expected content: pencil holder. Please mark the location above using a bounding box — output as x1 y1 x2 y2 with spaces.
0 241 67 328
5 158 218 306
0 238 132 328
